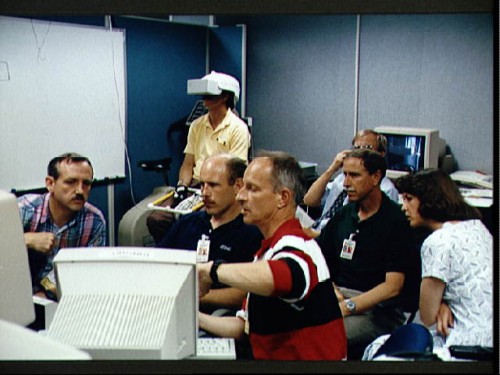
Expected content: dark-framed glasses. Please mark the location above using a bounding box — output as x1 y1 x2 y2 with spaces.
353 144 374 150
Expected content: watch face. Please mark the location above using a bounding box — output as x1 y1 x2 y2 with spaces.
346 300 356 311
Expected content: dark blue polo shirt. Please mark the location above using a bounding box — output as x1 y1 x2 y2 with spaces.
157 211 262 264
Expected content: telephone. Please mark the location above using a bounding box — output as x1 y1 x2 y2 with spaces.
450 170 493 189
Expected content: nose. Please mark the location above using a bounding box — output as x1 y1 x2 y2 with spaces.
236 188 246 202
75 182 84 194
200 183 208 196
400 201 408 212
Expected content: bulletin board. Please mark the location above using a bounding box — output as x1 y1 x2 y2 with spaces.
0 16 126 192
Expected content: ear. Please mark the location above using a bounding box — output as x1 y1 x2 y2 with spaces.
45 176 55 192
372 170 383 186
277 188 292 209
233 177 244 193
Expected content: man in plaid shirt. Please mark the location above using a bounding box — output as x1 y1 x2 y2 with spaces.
18 152 106 301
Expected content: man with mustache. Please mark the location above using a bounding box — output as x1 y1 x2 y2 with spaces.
146 71 251 244
157 153 262 316
302 129 399 237
17 152 106 301
315 148 418 359
197 150 347 360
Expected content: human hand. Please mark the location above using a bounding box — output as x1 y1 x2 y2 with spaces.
197 261 213 299
330 150 350 171
302 226 321 239
24 232 55 253
436 301 454 337
333 283 345 303
174 184 189 201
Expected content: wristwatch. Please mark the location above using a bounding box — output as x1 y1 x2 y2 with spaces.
345 299 357 314
209 259 225 285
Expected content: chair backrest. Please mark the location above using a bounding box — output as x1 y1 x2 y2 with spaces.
374 323 433 359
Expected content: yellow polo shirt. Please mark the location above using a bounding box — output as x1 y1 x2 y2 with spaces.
184 110 251 180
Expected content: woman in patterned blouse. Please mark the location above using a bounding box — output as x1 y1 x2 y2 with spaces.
396 168 493 349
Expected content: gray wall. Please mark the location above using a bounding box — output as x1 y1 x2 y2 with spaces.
220 14 494 175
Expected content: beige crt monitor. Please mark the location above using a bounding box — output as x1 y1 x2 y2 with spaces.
46 247 198 360
0 189 35 327
0 190 91 360
374 126 442 180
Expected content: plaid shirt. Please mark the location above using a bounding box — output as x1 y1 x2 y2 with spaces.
18 192 106 294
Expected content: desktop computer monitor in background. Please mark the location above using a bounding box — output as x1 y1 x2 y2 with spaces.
374 126 442 180
46 247 198 360
0 189 35 327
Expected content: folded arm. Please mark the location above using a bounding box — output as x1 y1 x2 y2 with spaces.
338 271 404 317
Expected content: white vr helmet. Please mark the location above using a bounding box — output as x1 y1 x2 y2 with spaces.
187 71 240 105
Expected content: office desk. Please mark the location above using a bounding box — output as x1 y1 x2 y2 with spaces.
459 188 494 235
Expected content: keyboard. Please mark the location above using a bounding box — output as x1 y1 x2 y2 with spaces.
193 337 237 360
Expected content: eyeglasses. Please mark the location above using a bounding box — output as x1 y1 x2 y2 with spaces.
353 144 374 150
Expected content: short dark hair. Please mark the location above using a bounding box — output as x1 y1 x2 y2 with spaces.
254 150 306 206
395 168 481 222
344 148 387 180
224 91 236 110
47 152 93 179
225 156 247 185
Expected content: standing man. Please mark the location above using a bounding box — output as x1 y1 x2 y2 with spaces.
197 150 347 360
315 149 416 359
18 152 106 301
147 71 251 243
303 129 399 236
158 153 262 314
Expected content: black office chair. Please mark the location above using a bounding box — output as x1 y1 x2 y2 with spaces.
137 157 173 186
137 115 190 186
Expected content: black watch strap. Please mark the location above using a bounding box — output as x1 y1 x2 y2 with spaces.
210 259 225 284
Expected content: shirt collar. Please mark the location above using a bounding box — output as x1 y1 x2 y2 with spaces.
257 217 304 257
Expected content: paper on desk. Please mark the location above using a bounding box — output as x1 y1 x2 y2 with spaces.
459 188 493 198
464 197 493 208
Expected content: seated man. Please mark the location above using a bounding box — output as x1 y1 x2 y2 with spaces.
147 71 251 244
18 152 106 301
315 148 417 359
197 151 347 360
303 129 399 236
157 153 262 314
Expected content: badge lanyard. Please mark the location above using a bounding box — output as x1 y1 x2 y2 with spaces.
196 234 210 263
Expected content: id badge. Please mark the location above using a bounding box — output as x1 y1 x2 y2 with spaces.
196 234 210 263
340 234 356 260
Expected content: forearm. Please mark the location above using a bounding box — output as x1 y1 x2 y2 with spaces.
419 303 438 327
200 287 246 309
178 154 194 186
303 173 333 207
24 232 37 248
198 312 245 340
419 277 446 327
339 274 403 316
304 152 346 206
178 168 193 187
199 261 275 297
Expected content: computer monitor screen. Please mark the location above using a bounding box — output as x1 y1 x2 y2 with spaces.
46 247 198 360
374 126 441 179
0 190 35 327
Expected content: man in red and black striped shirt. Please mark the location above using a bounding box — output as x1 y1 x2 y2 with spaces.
198 150 347 360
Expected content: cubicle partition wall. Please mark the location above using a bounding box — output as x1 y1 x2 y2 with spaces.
218 14 493 176
1 13 493 245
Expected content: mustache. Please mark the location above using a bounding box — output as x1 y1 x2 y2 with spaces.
73 194 85 201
